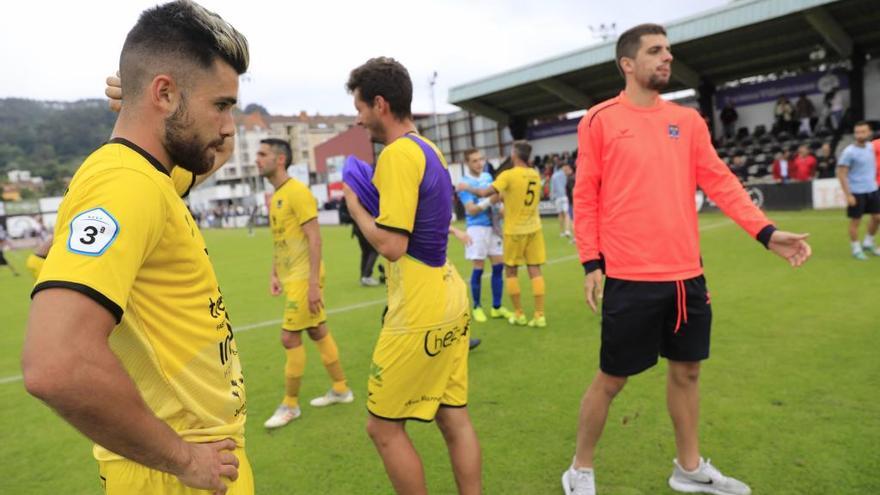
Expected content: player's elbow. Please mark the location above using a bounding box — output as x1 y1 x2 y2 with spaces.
379 244 406 262
22 352 66 402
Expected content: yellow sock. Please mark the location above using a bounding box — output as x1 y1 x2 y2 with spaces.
506 277 522 313
283 345 305 408
315 332 348 393
531 276 545 316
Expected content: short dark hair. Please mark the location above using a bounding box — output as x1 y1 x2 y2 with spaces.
512 140 532 163
346 57 413 120
261 138 292 167
854 120 872 130
615 23 667 78
120 0 249 99
463 148 481 162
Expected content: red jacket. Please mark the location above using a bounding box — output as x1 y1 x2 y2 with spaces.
573 92 774 281
790 155 817 181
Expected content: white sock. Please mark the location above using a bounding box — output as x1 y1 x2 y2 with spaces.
852 241 863 253
864 234 875 247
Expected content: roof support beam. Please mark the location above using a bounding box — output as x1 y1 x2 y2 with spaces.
535 79 592 109
803 7 853 58
457 100 510 125
672 59 702 89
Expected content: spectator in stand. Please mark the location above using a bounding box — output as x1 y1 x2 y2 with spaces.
774 96 794 134
791 144 818 182
795 93 815 136
729 154 748 183
828 89 845 130
772 150 792 183
817 142 837 178
720 100 738 141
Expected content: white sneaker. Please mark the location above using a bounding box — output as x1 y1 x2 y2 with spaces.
360 277 380 286
668 458 751 495
263 404 301 429
863 244 880 256
309 388 354 407
561 465 595 495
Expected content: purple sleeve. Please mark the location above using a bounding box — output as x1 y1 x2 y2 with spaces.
342 155 380 217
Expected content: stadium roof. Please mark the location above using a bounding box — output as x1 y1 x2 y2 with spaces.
448 0 880 124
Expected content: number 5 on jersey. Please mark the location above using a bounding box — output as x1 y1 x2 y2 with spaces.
68 207 120 256
524 180 537 206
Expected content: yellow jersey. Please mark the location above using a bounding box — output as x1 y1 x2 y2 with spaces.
269 178 322 283
372 135 468 330
492 166 543 235
33 138 246 461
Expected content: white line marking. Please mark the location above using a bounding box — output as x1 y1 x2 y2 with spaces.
0 218 769 385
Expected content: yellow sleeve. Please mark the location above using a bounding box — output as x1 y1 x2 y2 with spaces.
25 254 45 279
287 182 318 225
33 169 166 323
171 166 197 198
372 141 425 234
492 170 510 194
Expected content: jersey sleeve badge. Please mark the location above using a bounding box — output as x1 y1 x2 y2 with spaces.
67 207 120 256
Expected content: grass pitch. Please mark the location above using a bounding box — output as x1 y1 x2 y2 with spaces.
1 209 877 494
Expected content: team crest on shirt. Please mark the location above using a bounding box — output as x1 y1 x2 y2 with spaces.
668 124 680 139
67 207 119 256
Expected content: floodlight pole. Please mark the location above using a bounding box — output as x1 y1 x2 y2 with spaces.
429 71 440 143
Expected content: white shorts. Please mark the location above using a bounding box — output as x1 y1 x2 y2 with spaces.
465 226 503 260
554 196 570 214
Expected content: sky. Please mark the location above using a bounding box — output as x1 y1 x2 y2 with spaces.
0 0 729 115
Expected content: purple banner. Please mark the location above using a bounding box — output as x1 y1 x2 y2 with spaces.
527 117 580 140
716 71 848 110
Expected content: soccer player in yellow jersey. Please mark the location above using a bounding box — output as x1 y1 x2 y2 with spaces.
458 140 548 328
22 2 253 494
256 138 353 429
343 57 481 495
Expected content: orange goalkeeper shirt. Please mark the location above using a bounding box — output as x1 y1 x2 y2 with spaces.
573 92 775 281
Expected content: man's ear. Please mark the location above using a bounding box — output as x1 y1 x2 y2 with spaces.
148 74 179 114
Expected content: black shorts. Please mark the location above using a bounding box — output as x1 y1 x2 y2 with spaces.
846 191 880 218
0 249 7 266
600 276 712 377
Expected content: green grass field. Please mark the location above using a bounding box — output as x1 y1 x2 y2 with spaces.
1 209 878 494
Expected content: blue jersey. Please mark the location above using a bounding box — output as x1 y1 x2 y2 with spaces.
839 143 878 194
458 172 493 227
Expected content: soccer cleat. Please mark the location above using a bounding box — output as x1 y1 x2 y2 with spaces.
472 307 488 323
668 458 751 495
309 388 354 407
263 404 301 429
853 250 869 261
528 315 547 328
469 338 482 350
508 312 527 326
561 465 596 495
863 244 880 256
490 306 512 319
360 276 381 286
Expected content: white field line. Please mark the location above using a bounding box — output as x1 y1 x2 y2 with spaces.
0 217 756 386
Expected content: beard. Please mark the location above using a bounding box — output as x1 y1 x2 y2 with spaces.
164 100 222 175
647 73 670 91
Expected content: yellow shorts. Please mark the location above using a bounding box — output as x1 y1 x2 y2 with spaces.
367 313 470 421
99 447 253 495
503 231 546 266
282 278 326 331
